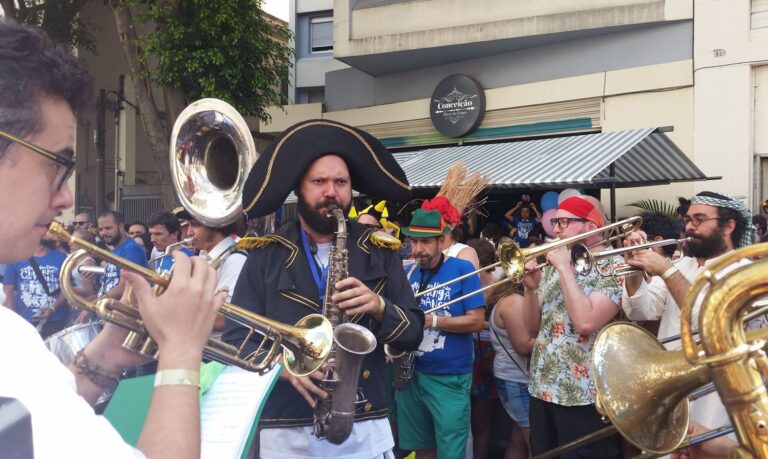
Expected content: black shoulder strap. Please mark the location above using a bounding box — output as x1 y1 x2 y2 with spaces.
27 258 53 297
491 320 528 376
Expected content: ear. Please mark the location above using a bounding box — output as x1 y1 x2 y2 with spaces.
722 218 736 236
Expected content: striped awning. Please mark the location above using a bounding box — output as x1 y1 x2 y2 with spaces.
394 128 717 190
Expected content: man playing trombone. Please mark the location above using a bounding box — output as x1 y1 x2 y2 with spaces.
623 191 758 453
0 19 225 458
521 195 624 458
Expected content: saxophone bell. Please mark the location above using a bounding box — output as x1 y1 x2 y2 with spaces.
315 323 377 444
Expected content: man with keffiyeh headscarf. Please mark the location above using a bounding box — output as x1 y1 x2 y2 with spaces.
623 190 760 455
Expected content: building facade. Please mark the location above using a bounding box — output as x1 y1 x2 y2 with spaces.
271 0 768 216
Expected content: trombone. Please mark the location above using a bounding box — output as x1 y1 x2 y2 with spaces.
415 216 643 314
570 237 691 277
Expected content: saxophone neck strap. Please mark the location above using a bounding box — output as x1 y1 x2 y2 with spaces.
300 227 329 300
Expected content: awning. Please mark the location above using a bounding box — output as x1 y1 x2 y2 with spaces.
394 128 718 190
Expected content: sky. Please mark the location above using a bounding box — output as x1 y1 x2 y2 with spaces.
262 0 289 21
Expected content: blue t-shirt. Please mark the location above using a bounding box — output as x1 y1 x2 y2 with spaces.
407 256 485 374
99 237 148 296
154 246 194 276
512 216 536 248
3 250 69 323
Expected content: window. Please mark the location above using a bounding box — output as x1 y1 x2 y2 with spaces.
752 0 768 29
310 16 333 53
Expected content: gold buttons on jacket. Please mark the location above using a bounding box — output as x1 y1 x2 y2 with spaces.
362 369 371 379
364 403 373 412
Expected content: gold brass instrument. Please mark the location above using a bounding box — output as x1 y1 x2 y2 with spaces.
679 242 768 457
385 216 642 390
534 300 768 459
313 204 378 444
49 222 332 376
570 237 691 277
415 216 643 313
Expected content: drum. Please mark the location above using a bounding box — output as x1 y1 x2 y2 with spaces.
44 321 103 366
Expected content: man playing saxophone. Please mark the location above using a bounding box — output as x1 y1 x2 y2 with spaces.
223 120 424 458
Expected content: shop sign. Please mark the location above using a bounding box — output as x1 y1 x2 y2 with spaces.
429 74 485 138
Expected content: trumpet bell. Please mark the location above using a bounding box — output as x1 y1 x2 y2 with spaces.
593 322 709 454
170 98 257 227
284 314 334 376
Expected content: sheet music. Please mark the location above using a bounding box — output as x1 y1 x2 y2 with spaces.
201 365 280 459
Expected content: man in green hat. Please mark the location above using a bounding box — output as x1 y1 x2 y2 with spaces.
396 209 485 459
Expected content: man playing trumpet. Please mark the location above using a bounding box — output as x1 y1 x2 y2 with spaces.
623 191 758 455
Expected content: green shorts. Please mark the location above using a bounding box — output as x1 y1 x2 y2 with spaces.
395 371 472 459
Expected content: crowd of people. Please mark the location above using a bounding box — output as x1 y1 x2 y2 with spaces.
2 17 768 459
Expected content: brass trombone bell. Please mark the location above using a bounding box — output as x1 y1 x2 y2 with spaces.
571 237 691 277
48 221 333 377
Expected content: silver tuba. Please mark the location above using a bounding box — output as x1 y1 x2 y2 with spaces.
313 205 378 444
170 98 256 227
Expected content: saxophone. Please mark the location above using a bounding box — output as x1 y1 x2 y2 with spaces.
679 243 768 457
384 344 414 390
313 204 378 444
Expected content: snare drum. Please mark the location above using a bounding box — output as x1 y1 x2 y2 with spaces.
44 321 103 366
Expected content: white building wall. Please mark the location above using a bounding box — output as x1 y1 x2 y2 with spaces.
694 0 768 211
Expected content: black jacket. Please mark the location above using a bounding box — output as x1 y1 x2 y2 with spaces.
224 219 424 428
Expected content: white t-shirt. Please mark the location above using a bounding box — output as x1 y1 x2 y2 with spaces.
259 418 394 459
0 302 143 458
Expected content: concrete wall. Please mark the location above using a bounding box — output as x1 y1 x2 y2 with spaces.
325 21 692 111
334 0 692 58
693 0 768 211
291 0 349 102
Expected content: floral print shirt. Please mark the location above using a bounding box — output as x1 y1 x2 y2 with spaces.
528 256 623 406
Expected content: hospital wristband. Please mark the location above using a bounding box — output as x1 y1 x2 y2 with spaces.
154 369 200 388
661 266 680 281
431 314 438 329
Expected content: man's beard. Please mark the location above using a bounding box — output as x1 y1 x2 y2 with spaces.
687 229 728 259
102 233 119 246
297 197 350 235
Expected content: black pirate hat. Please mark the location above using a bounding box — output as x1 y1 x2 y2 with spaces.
242 119 412 218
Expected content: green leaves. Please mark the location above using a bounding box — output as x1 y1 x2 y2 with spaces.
627 199 678 219
560 342 587 366
135 0 293 121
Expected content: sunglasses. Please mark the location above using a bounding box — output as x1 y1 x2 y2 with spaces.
0 129 75 190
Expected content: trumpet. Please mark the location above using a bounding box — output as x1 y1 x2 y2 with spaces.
48 222 333 376
148 237 194 270
570 237 691 277
414 216 643 314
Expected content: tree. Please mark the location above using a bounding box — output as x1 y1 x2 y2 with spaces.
0 0 97 54
110 0 292 206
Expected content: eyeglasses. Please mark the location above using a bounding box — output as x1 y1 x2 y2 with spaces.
550 217 589 229
73 221 89 226
682 215 728 226
0 129 75 190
